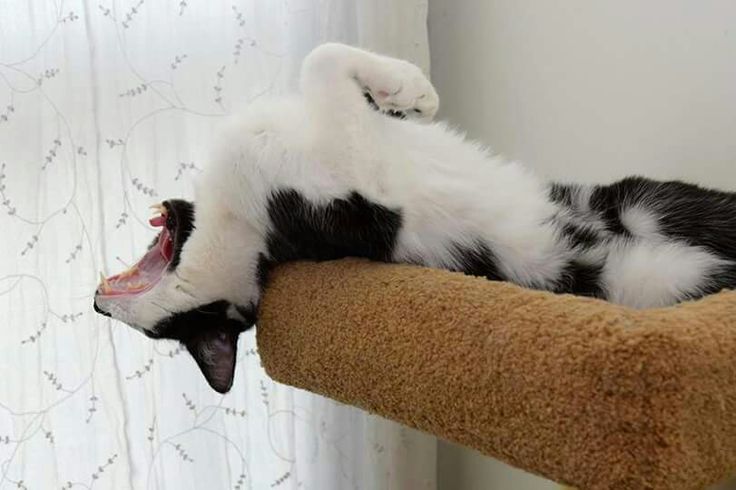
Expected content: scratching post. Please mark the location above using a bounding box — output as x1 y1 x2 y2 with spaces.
257 259 736 490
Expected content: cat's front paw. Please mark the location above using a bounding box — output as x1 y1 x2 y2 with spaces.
362 59 439 121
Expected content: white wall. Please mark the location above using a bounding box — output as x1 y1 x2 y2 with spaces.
438 442 558 490
429 0 736 488
429 0 736 188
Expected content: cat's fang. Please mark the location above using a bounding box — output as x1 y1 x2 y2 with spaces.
149 203 166 216
118 265 139 279
126 281 146 292
98 272 112 294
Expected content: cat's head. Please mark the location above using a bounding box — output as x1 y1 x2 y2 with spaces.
93 199 253 393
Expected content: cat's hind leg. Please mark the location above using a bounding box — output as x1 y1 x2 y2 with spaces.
300 43 439 123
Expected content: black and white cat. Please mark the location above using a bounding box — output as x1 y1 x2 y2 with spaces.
93 43 736 393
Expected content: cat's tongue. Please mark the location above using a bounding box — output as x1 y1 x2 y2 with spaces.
97 209 174 297
149 214 166 227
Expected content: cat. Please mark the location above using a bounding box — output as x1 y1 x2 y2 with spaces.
93 43 736 393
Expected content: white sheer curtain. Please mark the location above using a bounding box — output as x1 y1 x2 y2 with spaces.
0 1 436 489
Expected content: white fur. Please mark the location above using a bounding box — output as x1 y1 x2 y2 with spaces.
620 207 659 240
603 240 728 308
97 43 730 331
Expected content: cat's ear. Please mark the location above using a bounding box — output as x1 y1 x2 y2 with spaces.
183 325 239 393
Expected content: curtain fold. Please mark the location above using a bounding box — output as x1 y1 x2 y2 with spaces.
0 1 435 488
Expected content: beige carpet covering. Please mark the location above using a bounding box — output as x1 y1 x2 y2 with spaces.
257 259 736 490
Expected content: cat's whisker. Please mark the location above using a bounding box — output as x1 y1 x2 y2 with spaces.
116 256 131 268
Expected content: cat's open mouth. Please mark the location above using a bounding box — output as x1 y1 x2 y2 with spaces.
96 201 188 297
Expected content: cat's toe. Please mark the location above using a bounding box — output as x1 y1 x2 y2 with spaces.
364 60 439 121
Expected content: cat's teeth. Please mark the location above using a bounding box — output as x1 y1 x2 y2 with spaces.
99 272 112 294
119 265 138 278
126 281 145 291
149 203 166 215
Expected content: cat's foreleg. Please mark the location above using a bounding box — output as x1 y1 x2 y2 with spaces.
299 43 439 123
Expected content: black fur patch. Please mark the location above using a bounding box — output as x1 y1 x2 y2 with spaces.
556 261 604 298
647 180 736 260
264 189 403 265
561 223 600 250
450 242 504 281
256 253 271 290
548 183 576 207
163 199 196 270
235 304 258 325
589 184 630 236
147 301 250 341
589 177 736 260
